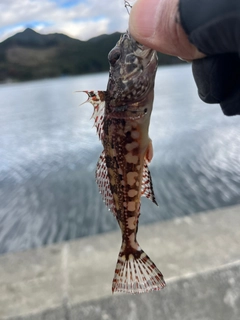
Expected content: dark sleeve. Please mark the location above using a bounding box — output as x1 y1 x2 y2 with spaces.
179 0 240 116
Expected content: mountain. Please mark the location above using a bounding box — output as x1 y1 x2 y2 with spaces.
0 28 183 82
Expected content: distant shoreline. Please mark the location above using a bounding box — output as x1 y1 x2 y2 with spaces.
0 28 184 83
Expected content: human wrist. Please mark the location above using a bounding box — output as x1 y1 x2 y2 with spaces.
179 0 240 55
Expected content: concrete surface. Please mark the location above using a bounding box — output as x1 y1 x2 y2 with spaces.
71 261 240 320
0 205 240 320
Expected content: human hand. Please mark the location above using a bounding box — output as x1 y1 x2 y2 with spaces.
129 0 240 116
129 0 205 61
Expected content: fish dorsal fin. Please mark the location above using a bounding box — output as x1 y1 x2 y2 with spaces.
141 161 158 205
84 90 106 141
96 150 116 216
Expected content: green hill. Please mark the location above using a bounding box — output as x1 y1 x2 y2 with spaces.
0 28 183 82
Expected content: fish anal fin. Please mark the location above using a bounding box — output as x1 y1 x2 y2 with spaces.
141 161 158 205
96 150 116 216
83 90 106 140
145 138 153 163
112 246 165 294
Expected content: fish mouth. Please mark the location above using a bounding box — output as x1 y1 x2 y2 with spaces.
123 32 155 61
126 33 157 72
123 48 157 81
112 31 158 83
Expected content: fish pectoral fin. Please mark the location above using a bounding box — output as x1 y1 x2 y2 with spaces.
82 90 107 140
96 150 116 216
141 161 158 205
145 138 153 163
112 245 165 294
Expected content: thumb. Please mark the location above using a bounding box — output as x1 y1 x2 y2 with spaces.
129 0 205 60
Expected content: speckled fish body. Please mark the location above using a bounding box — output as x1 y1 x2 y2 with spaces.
84 31 165 294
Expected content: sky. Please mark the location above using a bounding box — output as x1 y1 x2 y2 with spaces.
0 0 134 42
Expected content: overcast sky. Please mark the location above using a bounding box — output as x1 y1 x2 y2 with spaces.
0 0 134 42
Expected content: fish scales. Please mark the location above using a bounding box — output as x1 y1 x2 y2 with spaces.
83 31 165 294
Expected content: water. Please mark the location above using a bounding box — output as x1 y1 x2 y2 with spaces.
1 65 240 255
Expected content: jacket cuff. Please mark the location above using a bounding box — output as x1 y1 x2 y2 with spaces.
179 0 240 54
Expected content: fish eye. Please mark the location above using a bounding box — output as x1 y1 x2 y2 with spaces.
108 48 121 66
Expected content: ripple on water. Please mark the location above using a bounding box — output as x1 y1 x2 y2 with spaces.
1 65 240 254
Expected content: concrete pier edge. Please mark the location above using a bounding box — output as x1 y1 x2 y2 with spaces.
0 205 240 320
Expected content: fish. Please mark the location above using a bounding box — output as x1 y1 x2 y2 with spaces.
83 31 166 294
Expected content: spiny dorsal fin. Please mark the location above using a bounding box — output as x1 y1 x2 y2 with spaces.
141 161 158 205
83 90 106 141
95 150 116 216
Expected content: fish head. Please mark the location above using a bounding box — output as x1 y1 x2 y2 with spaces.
107 31 158 105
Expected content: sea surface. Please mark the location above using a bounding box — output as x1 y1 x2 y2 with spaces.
1 64 240 255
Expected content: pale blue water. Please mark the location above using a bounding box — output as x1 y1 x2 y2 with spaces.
1 65 240 254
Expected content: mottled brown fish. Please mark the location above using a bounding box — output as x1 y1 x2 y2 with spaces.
83 31 165 294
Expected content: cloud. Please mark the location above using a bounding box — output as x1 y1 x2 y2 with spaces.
0 0 131 42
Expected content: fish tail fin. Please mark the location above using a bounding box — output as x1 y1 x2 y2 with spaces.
112 245 166 294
